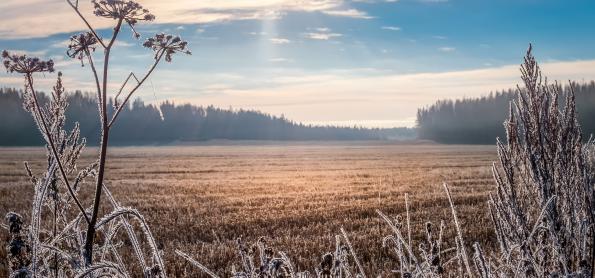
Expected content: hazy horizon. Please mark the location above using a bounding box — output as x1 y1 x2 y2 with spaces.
1 0 595 128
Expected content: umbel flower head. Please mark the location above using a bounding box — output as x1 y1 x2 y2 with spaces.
92 0 155 38
67 32 98 66
143 33 191 62
2 50 55 74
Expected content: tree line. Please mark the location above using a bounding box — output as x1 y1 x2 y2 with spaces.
416 81 595 144
0 88 415 146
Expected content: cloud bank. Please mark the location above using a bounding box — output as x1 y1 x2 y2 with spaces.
0 0 361 38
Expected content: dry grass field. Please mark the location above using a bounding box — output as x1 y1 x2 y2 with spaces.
0 142 499 276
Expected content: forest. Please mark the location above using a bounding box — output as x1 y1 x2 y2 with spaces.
416 81 595 144
0 88 415 146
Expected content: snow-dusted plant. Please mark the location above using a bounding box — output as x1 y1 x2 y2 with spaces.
488 44 594 276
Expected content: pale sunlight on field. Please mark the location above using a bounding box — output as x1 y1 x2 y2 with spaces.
0 143 497 276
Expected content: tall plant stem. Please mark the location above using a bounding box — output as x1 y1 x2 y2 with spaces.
83 18 123 265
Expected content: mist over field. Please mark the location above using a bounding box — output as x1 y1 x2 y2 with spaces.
0 88 415 146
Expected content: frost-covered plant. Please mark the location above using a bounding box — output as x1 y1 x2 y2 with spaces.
176 237 307 278
176 230 367 278
489 44 594 276
372 185 483 278
2 0 189 276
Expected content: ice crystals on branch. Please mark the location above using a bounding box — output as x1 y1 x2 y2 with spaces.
2 50 54 74
143 33 192 62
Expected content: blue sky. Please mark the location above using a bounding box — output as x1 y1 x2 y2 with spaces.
1 0 595 127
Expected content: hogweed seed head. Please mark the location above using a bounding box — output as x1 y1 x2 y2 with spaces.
92 0 155 38
92 0 155 22
143 33 191 62
67 32 98 66
1 50 54 74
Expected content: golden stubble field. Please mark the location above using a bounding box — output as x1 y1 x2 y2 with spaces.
0 142 499 276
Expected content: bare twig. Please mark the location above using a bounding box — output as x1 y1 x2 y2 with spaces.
108 49 164 128
114 72 140 107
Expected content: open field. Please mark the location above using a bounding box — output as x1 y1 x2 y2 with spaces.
0 143 499 276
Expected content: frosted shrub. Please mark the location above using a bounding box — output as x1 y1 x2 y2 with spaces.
488 45 594 276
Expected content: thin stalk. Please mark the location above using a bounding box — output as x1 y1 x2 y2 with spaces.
443 183 472 277
53 179 58 278
25 74 90 225
340 227 367 278
175 250 220 278
85 49 103 119
83 18 123 265
405 193 412 266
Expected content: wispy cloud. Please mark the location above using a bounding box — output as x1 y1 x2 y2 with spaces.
438 47 456 52
322 9 374 19
269 57 293 63
3 49 47 56
381 26 401 31
0 0 347 38
304 27 342 40
247 31 268 36
304 32 343 40
269 38 291 44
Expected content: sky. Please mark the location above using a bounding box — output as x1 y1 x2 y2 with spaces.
1 0 595 128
